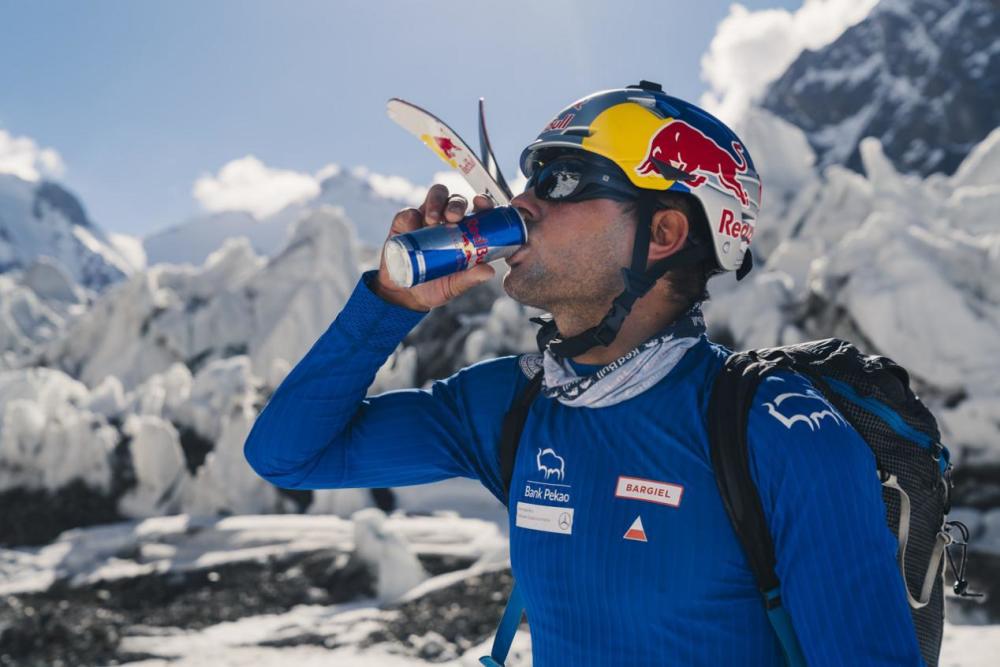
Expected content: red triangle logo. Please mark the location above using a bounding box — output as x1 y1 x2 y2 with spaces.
623 516 647 542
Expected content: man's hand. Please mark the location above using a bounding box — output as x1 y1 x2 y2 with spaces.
373 185 496 311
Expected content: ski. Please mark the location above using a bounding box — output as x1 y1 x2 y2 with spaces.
478 98 513 201
386 98 511 206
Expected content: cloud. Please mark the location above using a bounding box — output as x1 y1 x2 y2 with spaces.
0 129 66 182
192 155 321 219
701 0 878 124
351 166 426 206
196 154 515 220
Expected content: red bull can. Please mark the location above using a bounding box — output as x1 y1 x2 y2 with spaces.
383 206 527 288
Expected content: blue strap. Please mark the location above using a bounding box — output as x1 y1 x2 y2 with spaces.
479 581 525 667
764 587 807 667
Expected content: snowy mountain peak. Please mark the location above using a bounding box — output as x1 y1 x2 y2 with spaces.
761 0 1000 177
0 173 131 290
32 181 92 230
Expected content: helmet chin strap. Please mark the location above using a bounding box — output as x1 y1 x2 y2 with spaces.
533 192 711 358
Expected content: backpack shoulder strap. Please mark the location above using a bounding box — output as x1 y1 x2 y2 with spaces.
708 352 807 667
499 367 544 504
482 360 543 667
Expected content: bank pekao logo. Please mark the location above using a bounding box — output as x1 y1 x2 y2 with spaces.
764 388 848 431
536 447 565 481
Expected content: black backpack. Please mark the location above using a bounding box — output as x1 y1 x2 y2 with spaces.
480 338 976 667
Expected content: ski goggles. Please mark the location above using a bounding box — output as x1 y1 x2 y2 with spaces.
524 152 639 203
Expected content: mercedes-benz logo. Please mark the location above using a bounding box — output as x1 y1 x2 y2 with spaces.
558 512 571 530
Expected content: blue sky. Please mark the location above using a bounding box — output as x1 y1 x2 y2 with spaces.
0 0 803 236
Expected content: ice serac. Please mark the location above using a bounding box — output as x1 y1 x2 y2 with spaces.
761 0 1000 177
37 206 361 391
0 174 131 290
708 129 1000 468
0 367 117 493
0 262 85 368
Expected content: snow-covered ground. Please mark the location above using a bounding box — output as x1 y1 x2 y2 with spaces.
0 513 994 666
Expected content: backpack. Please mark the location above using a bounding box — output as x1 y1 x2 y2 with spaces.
480 338 975 667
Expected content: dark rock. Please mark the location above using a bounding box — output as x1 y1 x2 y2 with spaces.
32 181 92 230
0 481 122 547
176 426 215 475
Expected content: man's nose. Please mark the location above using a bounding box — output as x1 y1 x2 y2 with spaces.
511 189 541 224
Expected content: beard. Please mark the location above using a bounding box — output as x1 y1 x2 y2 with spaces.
502 253 623 313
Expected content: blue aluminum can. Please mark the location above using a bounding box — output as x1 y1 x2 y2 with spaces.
384 206 527 288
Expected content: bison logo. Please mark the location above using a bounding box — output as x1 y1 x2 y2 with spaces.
536 447 565 481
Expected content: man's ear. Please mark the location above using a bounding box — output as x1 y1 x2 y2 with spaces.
648 208 689 263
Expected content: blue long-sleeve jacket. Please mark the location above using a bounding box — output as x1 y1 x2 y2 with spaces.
244 272 924 666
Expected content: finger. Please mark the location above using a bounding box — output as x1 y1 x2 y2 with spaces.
422 184 450 225
471 194 495 212
440 263 495 302
389 207 422 236
444 195 468 223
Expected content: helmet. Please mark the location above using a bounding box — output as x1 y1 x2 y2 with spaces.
520 81 762 357
520 80 761 276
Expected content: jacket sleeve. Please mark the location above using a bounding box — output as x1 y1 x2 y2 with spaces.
746 371 925 666
243 270 522 502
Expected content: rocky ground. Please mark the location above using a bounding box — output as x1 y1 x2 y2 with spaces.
0 544 494 666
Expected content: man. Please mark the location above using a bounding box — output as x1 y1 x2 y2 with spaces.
244 82 923 665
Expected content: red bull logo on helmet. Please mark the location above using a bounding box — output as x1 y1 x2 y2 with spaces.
636 120 752 207
544 112 576 132
718 208 754 245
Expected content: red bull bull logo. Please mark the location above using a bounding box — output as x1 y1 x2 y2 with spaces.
458 217 490 267
636 120 752 207
434 136 459 159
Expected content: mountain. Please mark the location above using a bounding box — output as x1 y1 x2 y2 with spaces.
143 168 420 267
0 174 132 290
761 0 1000 177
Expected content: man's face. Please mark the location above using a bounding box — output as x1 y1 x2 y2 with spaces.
502 187 634 311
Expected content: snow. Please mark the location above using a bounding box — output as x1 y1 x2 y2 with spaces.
118 610 533 667
0 265 82 365
0 173 130 289
107 230 148 271
0 513 504 597
118 415 187 518
352 508 428 602
0 367 117 492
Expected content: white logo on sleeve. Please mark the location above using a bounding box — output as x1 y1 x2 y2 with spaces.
536 447 565 480
764 387 848 431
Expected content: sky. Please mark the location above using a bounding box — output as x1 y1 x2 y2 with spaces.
0 0 873 237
